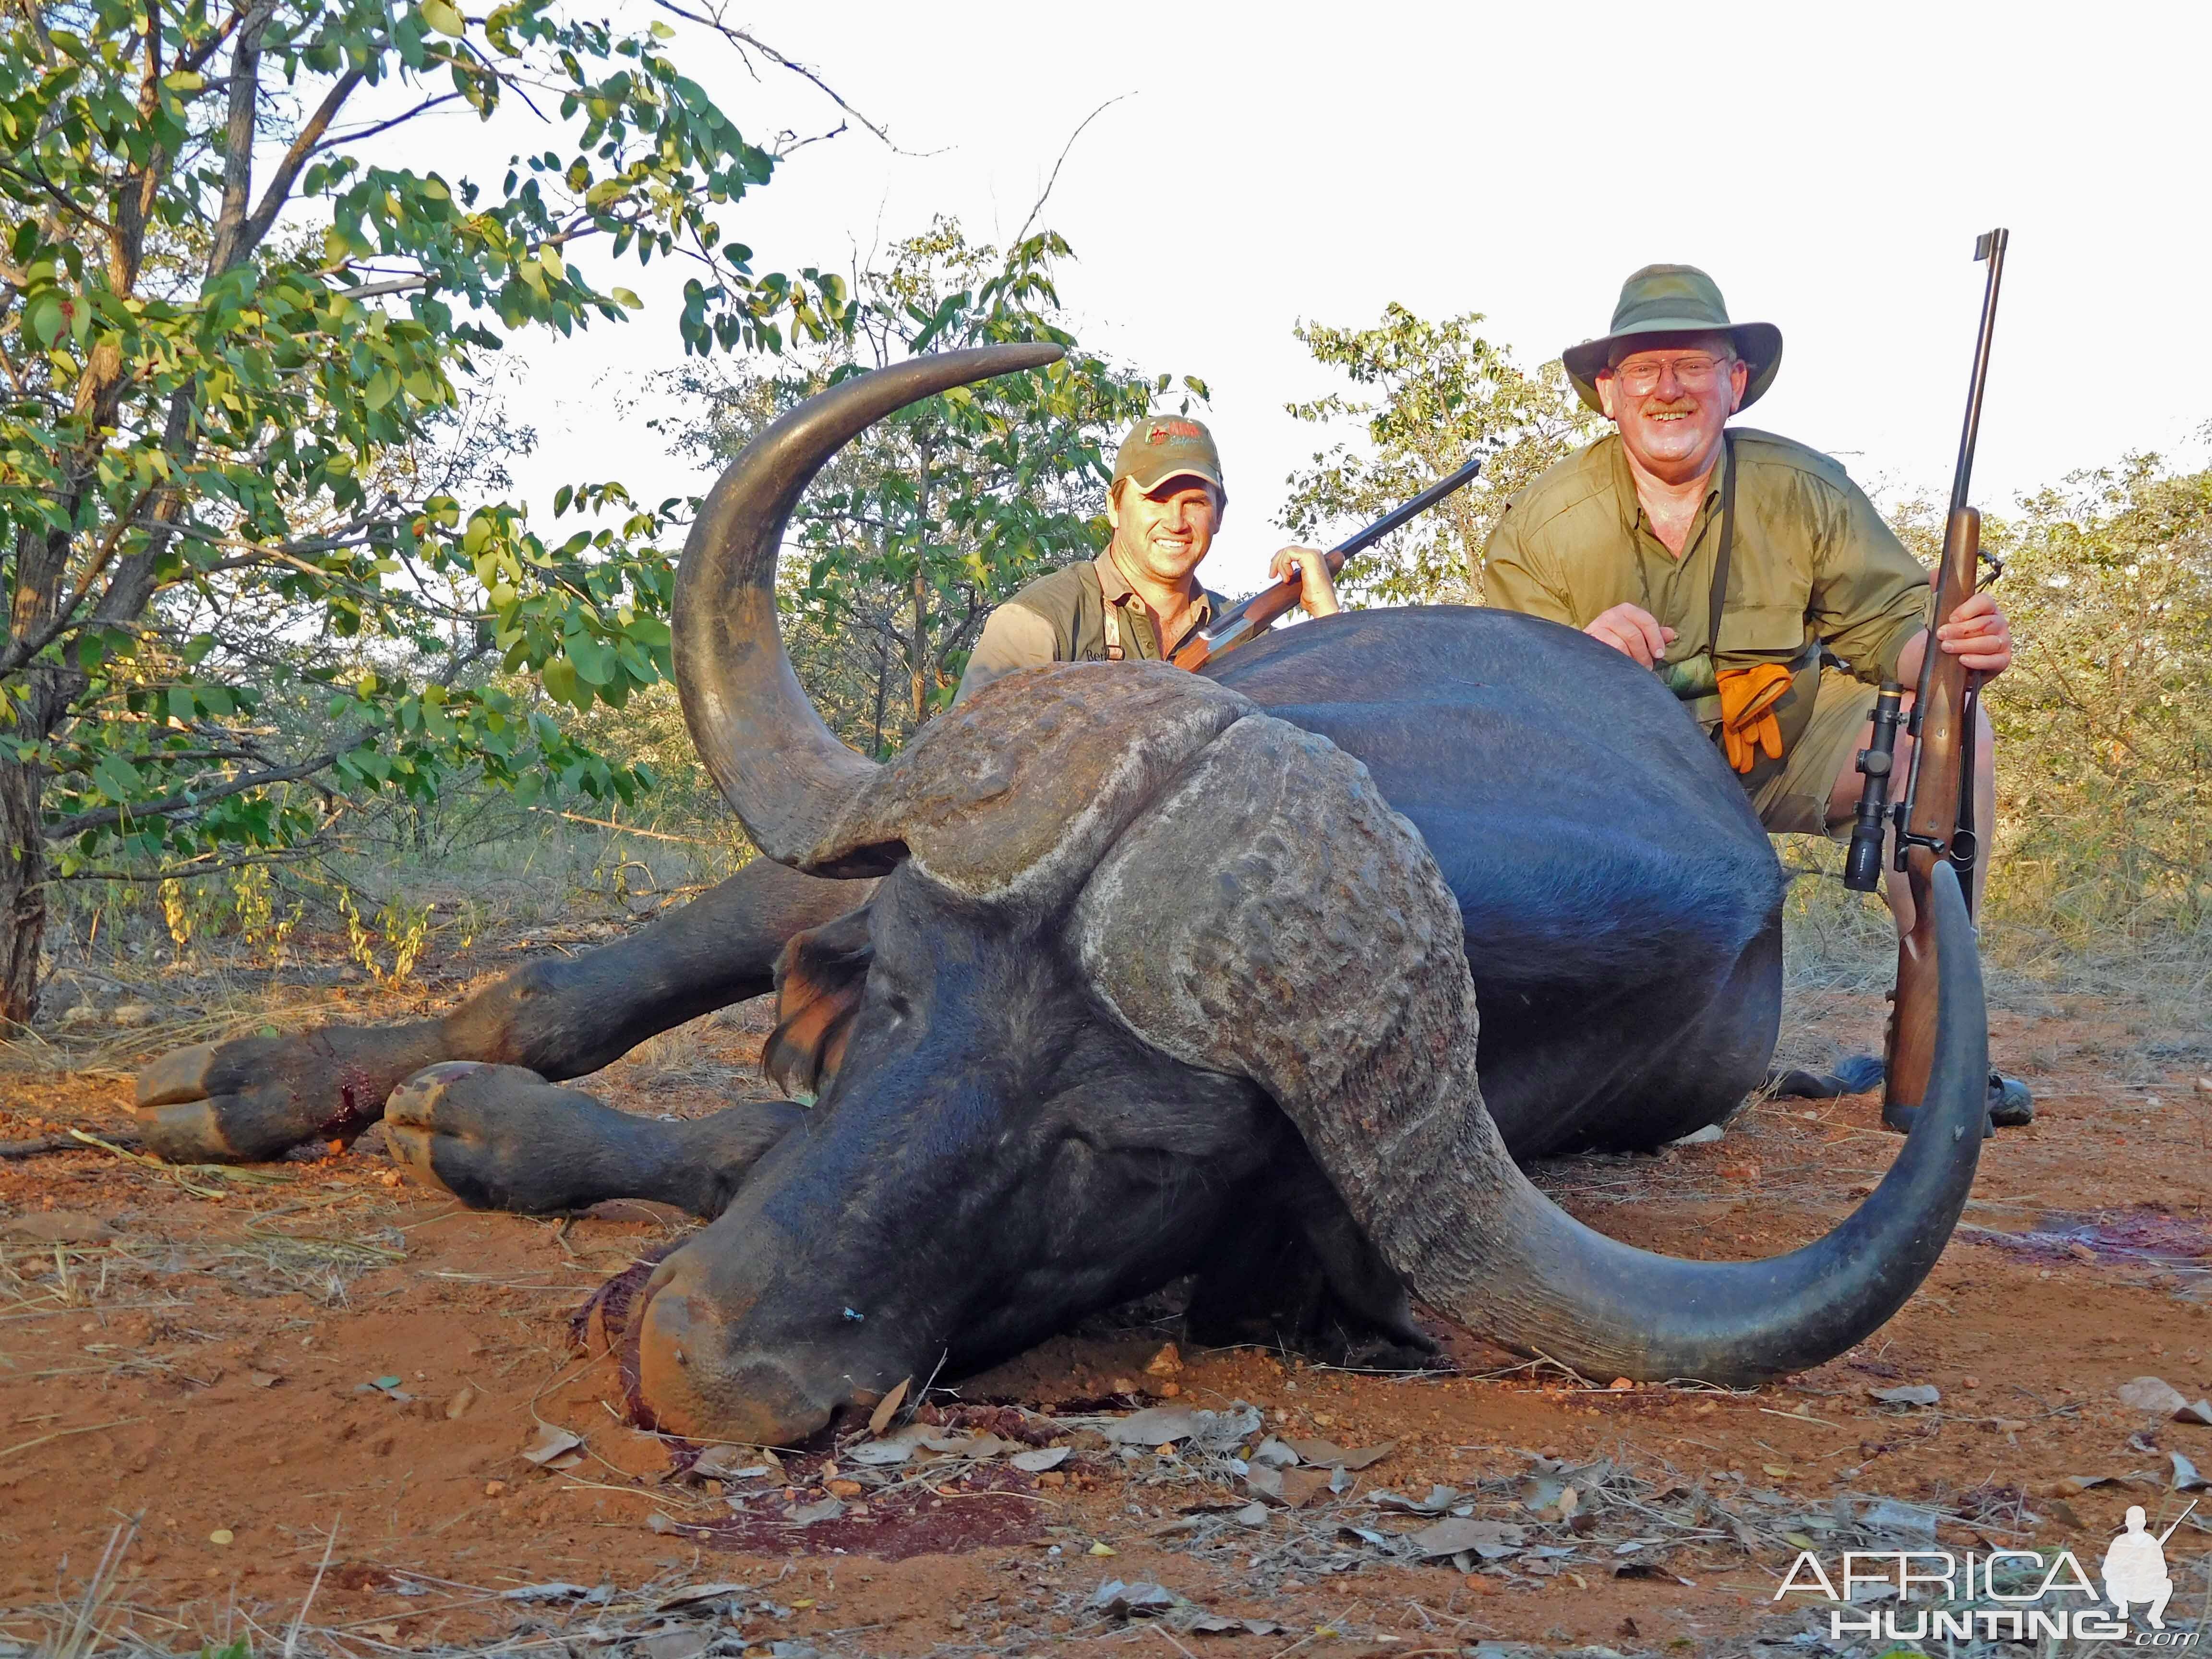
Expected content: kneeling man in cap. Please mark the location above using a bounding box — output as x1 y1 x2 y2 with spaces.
1483 264 2030 1128
955 417 1338 703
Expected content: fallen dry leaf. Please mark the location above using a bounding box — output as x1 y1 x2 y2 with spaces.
2118 1376 2189 1416
1277 1467 1332 1509
248 1371 282 1390
867 1376 910 1437
1868 1383 1941 1407
2173 1452 2209 1493
444 1384 477 1420
2179 1399 2212 1426
0 1212 116 1245
521 1424 584 1469
1010 1446 1069 1474
1407 1516 1525 1558
1282 1436 1396 1469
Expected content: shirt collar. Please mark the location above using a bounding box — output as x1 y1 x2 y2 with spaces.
1607 430 1731 538
1096 550 1212 621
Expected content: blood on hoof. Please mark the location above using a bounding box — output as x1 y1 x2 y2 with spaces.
133 1028 412 1163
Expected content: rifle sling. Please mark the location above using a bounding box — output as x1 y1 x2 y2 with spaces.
1708 430 1737 675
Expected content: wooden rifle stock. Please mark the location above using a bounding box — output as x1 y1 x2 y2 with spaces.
1885 228 2007 1125
1887 504 1983 1116
1170 456 1483 672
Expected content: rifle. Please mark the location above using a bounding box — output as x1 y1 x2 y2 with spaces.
1843 228 2008 1130
1169 455 1484 672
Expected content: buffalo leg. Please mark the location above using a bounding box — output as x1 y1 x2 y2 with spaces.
132 859 869 1163
1185 1154 1439 1370
384 1062 801 1217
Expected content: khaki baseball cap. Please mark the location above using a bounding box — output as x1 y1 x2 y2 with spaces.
1111 417 1226 503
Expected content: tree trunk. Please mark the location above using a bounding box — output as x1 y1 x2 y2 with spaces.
909 564 928 727
0 751 47 1027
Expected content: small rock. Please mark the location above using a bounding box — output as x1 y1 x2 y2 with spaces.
109 1003 158 1028
1667 1123 1724 1146
484 1480 507 1498
1145 1343 1183 1376
824 1479 863 1499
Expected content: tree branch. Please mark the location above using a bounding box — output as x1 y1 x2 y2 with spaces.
44 744 354 842
205 1 278 276
311 92 464 158
1013 94 1130 249
650 0 909 151
237 66 365 262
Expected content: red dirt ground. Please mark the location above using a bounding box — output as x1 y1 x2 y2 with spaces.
1 976 2207 1655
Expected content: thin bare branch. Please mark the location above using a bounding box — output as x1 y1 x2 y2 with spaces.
1014 94 1130 249
650 0 915 153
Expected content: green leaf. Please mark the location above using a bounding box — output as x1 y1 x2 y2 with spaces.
420 0 465 36
91 752 138 804
540 658 577 705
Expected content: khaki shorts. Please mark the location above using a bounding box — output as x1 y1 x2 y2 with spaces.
1728 666 1879 839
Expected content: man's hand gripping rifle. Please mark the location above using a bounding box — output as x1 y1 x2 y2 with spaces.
1843 228 2009 1133
1170 457 1485 672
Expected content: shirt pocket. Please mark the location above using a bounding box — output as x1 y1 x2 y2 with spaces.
1717 601 1811 657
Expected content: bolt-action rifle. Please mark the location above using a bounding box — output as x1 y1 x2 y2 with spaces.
1169 456 1484 672
1842 228 2008 1130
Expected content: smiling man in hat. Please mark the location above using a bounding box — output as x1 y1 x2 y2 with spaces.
1482 264 2031 1128
954 416 1339 704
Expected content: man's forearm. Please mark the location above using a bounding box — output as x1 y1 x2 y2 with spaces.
1891 627 1928 689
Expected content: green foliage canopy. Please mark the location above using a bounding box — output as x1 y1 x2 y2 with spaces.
662 216 1202 756
1281 302 1598 605
0 0 847 1014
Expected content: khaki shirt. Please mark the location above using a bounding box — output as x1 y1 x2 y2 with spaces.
953 552 1235 705
1483 428 1932 699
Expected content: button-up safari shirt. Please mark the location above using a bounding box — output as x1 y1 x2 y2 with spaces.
953 551 1235 705
1482 429 1932 706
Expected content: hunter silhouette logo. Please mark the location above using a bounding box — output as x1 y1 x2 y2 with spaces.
2105 1501 2196 1629
1776 1497 2202 1644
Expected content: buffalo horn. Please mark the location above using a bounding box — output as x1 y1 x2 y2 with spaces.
671 344 1065 870
1077 715 1989 1386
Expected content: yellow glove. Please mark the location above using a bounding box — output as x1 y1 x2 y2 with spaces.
1715 662 1794 773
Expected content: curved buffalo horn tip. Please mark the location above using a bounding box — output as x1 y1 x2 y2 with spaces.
672 344 1066 866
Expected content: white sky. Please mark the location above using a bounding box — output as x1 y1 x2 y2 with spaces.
421 0 2211 596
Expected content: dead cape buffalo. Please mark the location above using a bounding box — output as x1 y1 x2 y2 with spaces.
132 344 1989 1446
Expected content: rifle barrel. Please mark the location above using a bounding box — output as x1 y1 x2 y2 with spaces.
1330 455 1486 562
1950 228 2008 517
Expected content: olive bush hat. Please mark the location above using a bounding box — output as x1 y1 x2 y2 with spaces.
1562 264 1782 416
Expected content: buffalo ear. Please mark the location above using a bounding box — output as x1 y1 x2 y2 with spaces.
764 903 875 1099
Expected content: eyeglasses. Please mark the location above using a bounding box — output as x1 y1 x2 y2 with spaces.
1604 355 1735 396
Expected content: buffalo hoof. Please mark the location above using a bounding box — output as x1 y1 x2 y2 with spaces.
1882 1070 2032 1137
386 1062 633 1214
386 1063 802 1216
133 1025 436 1163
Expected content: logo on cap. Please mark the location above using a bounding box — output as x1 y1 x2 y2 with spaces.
1147 420 1205 445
